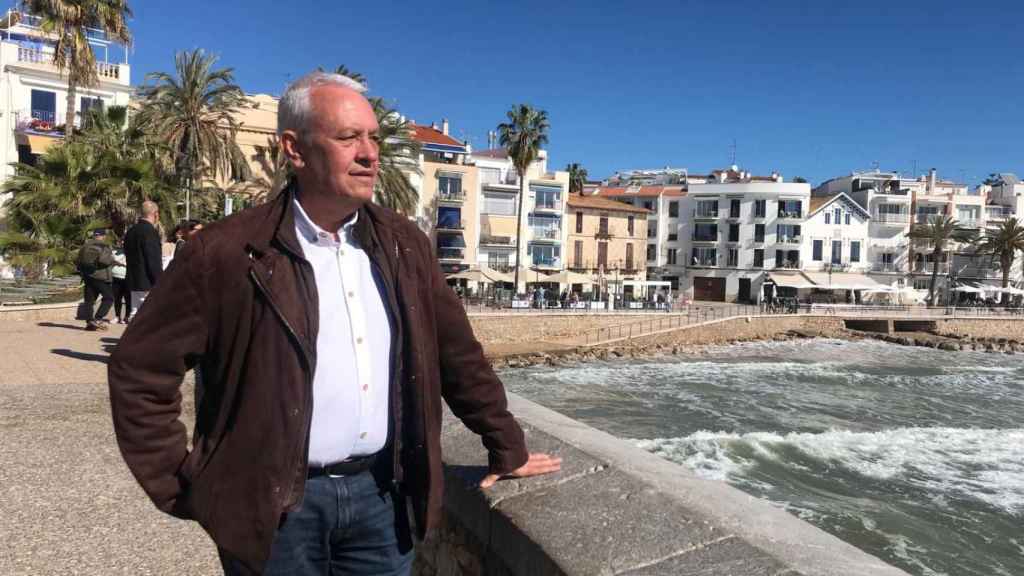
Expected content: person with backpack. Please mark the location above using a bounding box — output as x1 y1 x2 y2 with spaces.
77 228 115 331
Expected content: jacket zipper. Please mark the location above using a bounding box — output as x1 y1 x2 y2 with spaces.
248 266 315 509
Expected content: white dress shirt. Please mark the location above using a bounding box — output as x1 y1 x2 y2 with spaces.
293 199 391 466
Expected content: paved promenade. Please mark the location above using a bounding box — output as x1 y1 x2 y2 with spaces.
0 320 220 575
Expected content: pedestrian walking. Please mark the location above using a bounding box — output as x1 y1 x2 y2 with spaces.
76 228 115 331
111 243 131 323
109 71 560 576
124 200 163 311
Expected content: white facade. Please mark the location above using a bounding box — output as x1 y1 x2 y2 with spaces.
802 194 872 275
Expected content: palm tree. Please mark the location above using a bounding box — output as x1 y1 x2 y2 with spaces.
21 0 132 136
566 162 587 194
907 215 976 306
332 65 420 214
498 104 549 292
135 49 250 220
973 218 1024 306
250 135 290 204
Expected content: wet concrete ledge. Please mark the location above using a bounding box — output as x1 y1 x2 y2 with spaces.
415 394 909 576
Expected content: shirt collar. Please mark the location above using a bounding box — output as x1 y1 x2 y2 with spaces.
293 197 360 248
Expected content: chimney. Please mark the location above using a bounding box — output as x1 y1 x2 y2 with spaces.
431 121 438 131
442 118 449 136
928 168 937 192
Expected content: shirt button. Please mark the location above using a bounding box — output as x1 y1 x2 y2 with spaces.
292 408 300 417
360 432 367 439
356 337 364 344
347 291 354 298
362 384 369 391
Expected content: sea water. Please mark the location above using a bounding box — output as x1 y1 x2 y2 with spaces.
501 339 1024 576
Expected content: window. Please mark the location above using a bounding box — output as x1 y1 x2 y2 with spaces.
834 208 842 226
598 242 608 269
479 167 501 184
482 192 516 215
667 232 678 242
668 201 679 218
533 185 561 210
598 216 609 235
667 248 678 266
728 223 740 242
695 200 718 218
528 214 560 239
692 223 718 242
436 206 462 229
574 240 583 268
754 224 765 243
626 244 634 270
831 240 842 264
753 249 764 268
31 89 57 123
825 212 831 225
778 200 802 218
647 224 657 239
529 243 560 267
914 279 930 290
628 215 635 236
643 201 654 211
777 224 801 243
845 213 851 226
850 241 861 263
80 97 103 126
775 250 783 267
730 199 741 218
647 244 656 262
691 247 715 266
754 199 767 218
813 240 823 261
487 252 511 270
727 248 738 267
575 211 583 234
881 253 894 265
438 173 462 197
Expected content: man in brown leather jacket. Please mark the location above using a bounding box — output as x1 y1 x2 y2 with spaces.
108 71 560 575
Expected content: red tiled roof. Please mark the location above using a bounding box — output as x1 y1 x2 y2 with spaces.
412 124 464 147
567 194 652 214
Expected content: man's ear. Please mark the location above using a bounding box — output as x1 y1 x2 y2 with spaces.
280 130 305 170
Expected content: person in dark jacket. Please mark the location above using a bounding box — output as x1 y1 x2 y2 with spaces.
123 200 163 311
77 228 115 331
108 72 560 576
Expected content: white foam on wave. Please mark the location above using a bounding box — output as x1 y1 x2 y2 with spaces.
637 427 1024 515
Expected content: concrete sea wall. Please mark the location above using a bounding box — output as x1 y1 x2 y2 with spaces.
414 394 909 576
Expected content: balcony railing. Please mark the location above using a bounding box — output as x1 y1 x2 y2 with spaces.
915 213 942 225
532 257 562 269
693 208 719 219
985 207 1013 220
957 219 981 229
873 213 910 224
872 262 903 273
533 227 561 240
690 254 718 267
437 247 465 261
691 234 718 242
534 201 560 211
479 235 513 245
911 262 951 274
594 230 613 239
17 46 121 79
438 191 465 203
776 235 802 245
773 260 803 270
777 210 803 219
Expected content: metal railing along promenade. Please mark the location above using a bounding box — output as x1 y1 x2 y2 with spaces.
574 304 760 345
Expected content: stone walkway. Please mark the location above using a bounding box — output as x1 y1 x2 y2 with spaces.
0 320 219 575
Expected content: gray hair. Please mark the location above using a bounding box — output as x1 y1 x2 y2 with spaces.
278 71 367 135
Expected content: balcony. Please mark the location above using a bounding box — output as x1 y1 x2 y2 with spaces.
914 213 943 225
437 247 465 261
438 191 465 204
16 46 123 81
533 200 561 213
872 262 903 273
692 208 719 220
911 261 950 274
690 258 718 268
532 227 561 242
985 207 1013 221
776 235 802 245
776 210 803 220
532 257 562 269
873 213 910 225
479 235 513 246
773 260 803 270
957 219 981 229
691 234 718 243
435 220 465 232
594 230 613 240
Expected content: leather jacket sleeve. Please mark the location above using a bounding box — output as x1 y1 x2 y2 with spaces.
428 248 528 476
108 236 208 518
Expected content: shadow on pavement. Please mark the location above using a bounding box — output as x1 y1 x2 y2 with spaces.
38 322 85 331
51 348 109 364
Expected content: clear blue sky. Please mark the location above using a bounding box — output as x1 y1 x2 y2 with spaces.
128 0 1023 187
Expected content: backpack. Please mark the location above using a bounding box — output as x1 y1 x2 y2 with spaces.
76 242 103 275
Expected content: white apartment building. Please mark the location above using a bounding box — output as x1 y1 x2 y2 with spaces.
0 8 132 278
470 148 569 291
604 167 693 187
680 169 811 302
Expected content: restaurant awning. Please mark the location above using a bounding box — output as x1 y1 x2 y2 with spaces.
15 132 62 155
768 271 816 289
802 271 882 290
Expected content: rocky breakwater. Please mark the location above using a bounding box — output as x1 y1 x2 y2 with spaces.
863 331 1024 354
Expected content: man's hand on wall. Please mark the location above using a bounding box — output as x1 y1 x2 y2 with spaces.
479 452 563 488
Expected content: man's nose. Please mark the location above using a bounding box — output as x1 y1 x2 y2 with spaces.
356 135 379 165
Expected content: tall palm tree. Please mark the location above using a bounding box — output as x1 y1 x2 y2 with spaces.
21 0 132 136
907 215 976 306
498 104 549 292
566 162 587 194
250 135 289 204
332 65 420 214
136 49 250 220
973 218 1024 306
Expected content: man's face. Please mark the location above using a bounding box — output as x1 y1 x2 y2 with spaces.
284 85 380 203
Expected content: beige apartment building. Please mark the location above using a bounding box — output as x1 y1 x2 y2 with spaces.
566 193 650 295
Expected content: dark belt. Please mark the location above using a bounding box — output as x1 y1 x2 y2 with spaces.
308 453 378 478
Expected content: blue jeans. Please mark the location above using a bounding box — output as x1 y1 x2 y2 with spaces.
219 470 413 575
